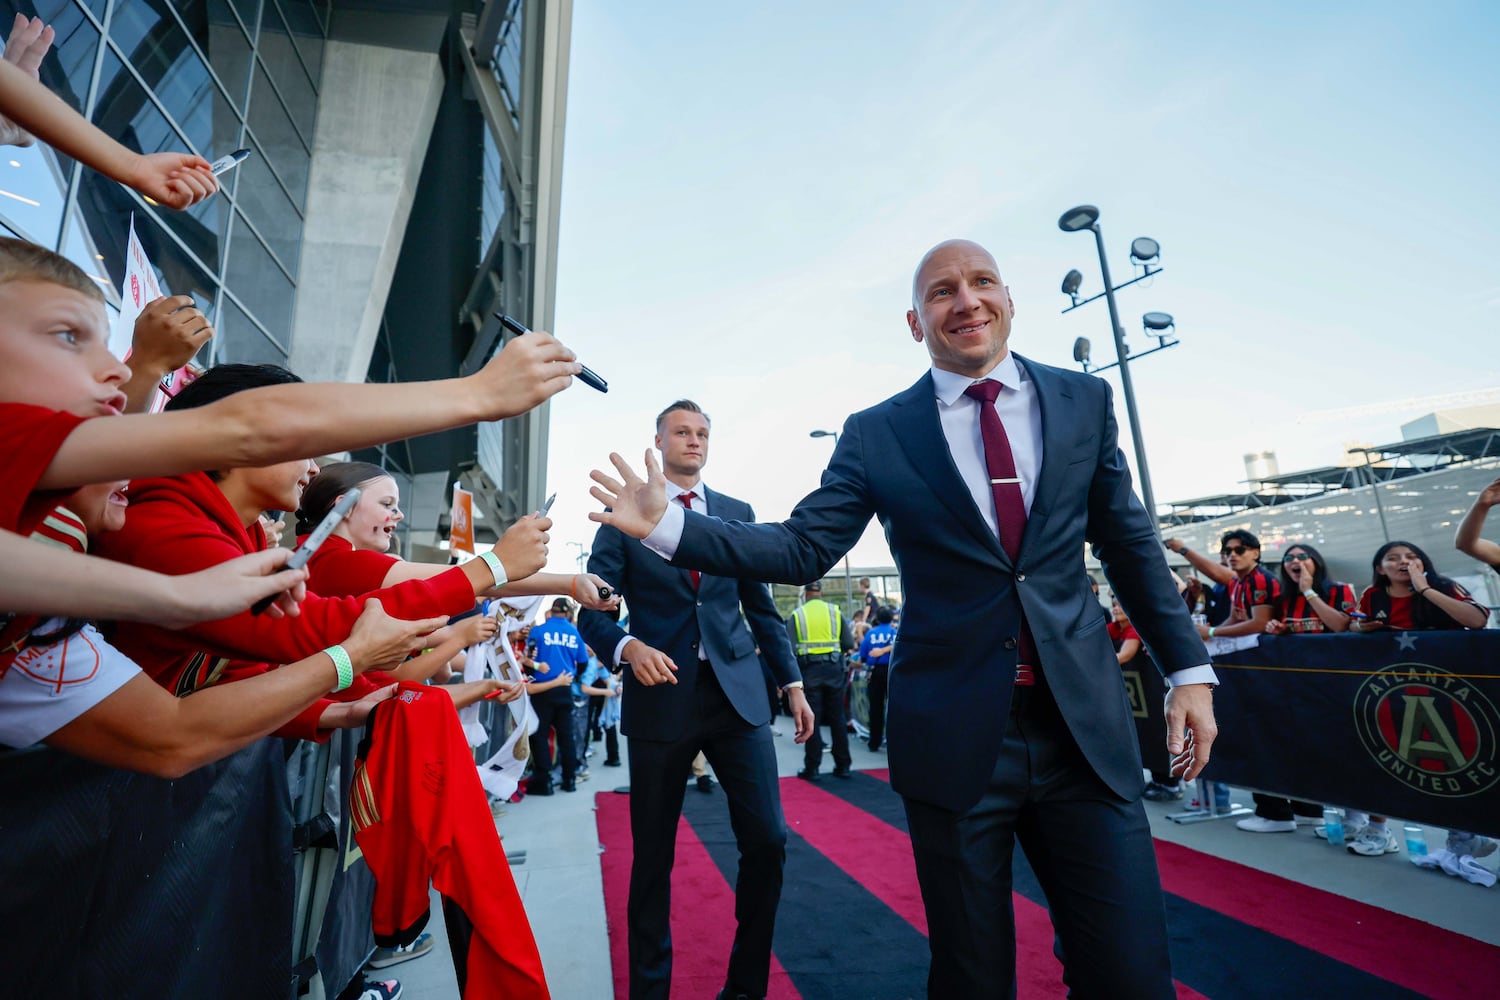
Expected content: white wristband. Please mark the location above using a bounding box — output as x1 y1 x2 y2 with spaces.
1302 589 1317 599
478 549 508 588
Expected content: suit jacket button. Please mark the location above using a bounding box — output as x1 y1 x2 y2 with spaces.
1016 573 1027 582
690 640 698 650
1003 637 1018 650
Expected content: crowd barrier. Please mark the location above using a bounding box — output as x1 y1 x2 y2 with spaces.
1129 632 1500 837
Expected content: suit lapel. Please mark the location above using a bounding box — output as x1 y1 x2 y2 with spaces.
887 373 1009 566
1016 355 1073 556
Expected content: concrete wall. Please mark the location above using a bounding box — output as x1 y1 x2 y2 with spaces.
289 40 443 383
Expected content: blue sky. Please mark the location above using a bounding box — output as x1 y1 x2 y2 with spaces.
543 1 1499 570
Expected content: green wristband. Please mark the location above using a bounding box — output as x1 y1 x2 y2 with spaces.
326 644 354 692
478 549 508 588
1207 626 1216 639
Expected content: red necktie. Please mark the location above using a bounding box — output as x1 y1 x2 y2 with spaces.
679 491 700 589
964 380 1036 683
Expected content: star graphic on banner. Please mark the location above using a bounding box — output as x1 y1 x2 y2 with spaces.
1395 633 1419 652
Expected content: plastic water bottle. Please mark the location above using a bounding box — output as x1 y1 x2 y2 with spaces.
1322 807 1346 847
1191 613 1208 628
1212 782 1231 812
1403 824 1428 861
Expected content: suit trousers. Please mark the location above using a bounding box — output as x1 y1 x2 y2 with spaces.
800 658 850 772
625 665 787 1000
902 679 1174 1000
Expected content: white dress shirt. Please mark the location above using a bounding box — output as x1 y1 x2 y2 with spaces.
616 479 709 666
645 356 1215 686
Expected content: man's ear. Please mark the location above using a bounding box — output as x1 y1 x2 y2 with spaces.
906 310 923 343
1006 286 1015 318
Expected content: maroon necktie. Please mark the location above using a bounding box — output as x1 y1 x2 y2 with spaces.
964 379 1036 683
678 491 700 589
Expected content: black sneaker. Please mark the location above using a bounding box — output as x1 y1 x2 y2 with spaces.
1142 780 1184 802
357 979 403 1000
797 769 820 782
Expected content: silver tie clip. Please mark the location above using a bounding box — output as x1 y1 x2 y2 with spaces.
990 477 1022 485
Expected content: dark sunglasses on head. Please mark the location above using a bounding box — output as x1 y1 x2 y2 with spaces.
1221 545 1252 556
1283 552 1312 563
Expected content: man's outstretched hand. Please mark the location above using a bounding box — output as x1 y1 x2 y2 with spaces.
589 450 669 540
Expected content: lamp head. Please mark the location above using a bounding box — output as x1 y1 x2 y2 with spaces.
1072 337 1092 366
1058 205 1100 232
1061 269 1083 296
1142 311 1175 332
1130 237 1161 264
809 429 836 440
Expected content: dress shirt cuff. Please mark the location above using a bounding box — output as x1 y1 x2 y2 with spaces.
612 635 633 667
782 680 804 690
1166 665 1218 688
642 501 685 560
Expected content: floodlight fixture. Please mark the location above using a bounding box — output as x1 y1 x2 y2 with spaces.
1130 237 1161 265
1142 311 1174 333
1058 205 1100 232
1073 337 1092 367
1061 268 1083 300
809 429 837 440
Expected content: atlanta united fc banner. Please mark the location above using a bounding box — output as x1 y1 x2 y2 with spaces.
1207 632 1500 837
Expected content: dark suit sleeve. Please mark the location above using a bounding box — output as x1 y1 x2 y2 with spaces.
839 613 855 653
676 416 876 584
577 523 631 664
736 504 801 688
1084 381 1207 675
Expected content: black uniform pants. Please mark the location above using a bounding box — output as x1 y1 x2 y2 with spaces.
801 657 850 772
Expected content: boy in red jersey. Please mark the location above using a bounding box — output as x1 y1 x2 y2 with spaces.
0 236 578 625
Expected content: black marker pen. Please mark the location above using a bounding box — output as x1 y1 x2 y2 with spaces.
494 313 608 393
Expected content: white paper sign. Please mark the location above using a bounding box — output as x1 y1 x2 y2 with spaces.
109 214 164 360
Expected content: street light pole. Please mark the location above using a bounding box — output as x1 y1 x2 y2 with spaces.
809 429 856 615
1059 205 1162 535
1089 222 1160 529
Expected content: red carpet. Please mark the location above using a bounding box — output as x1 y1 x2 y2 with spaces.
596 770 1498 999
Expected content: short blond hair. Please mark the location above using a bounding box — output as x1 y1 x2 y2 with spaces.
0 237 106 304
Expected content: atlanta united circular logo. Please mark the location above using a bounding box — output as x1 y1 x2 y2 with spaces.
1353 663 1500 799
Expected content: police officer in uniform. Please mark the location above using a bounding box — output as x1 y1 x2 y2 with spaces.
787 580 855 780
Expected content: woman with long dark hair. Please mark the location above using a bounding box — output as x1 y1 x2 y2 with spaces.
1237 544 1355 836
1264 543 1355 636
1350 540 1487 632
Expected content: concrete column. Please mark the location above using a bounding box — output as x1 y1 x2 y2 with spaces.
289 40 443 383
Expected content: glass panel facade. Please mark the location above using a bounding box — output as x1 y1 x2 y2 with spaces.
0 0 323 368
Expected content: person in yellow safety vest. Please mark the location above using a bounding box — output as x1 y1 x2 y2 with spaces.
786 580 856 781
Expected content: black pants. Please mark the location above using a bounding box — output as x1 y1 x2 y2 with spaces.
1253 792 1323 821
526 692 575 792
625 667 786 1000
903 680 1174 1000
866 662 890 749
801 658 850 772
603 723 620 764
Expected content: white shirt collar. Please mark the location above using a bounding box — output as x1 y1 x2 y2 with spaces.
666 477 705 501
931 352 1025 406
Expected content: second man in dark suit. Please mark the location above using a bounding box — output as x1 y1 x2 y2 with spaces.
577 399 813 1000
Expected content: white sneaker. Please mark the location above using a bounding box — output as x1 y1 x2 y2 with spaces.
1348 827 1401 856
1446 831 1498 858
1236 816 1297 833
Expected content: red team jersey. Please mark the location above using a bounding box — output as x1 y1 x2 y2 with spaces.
1228 567 1280 623
351 684 549 999
1275 581 1357 633
304 535 400 597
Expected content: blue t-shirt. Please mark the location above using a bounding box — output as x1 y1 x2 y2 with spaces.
531 617 588 687
858 624 898 666
574 655 609 698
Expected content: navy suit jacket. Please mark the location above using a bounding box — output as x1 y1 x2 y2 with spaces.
667 357 1207 812
578 487 801 744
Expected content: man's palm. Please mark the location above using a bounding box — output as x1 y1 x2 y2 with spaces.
589 450 669 540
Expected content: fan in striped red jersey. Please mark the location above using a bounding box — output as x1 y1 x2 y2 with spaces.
1265 544 1356 635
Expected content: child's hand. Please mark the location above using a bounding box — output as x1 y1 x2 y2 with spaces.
127 151 218 209
0 15 55 147
131 294 212 374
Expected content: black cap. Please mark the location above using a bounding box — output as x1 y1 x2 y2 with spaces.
804 580 822 593
551 597 573 613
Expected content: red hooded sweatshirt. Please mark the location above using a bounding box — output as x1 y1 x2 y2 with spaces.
94 472 481 739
